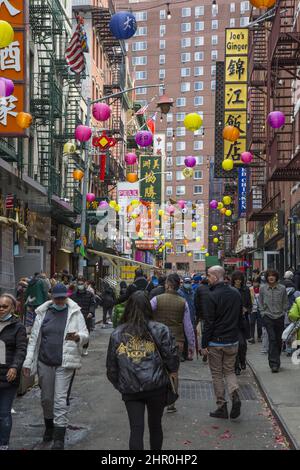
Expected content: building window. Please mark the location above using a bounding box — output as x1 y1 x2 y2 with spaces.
132 41 147 51
211 80 216 90
211 65 216 76
240 17 249 26
196 156 204 164
176 185 186 195
194 140 204 150
241 1 250 12
181 52 191 63
166 186 173 196
181 37 191 48
135 70 147 80
181 82 190 93
211 35 218 45
194 170 203 179
194 66 204 76
194 51 204 61
167 127 173 137
159 69 165 79
194 81 204 91
176 112 185 122
136 87 147 95
166 156 173 166
195 37 204 47
176 170 185 180
166 142 173 152
211 50 218 61
230 18 235 27
176 127 186 136
160 24 166 36
181 67 191 77
134 11 147 21
230 3 235 12
212 20 218 29
176 142 186 151
159 40 166 49
195 6 204 16
166 171 173 181
136 26 147 36
195 21 204 31
212 3 218 16
194 96 203 106
167 113 173 122
182 7 191 16
194 185 203 194
159 54 166 64
132 56 147 66
176 244 185 253
176 156 186 166
181 23 191 33
194 252 206 261
176 97 186 107
160 9 166 19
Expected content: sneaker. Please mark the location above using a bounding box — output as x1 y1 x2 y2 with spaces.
271 367 279 373
230 391 241 419
209 404 228 419
11 408 16 414
167 404 177 413
106 320 113 325
82 350 88 356
248 339 255 344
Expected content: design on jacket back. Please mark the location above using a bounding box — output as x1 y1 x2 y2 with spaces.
117 334 155 363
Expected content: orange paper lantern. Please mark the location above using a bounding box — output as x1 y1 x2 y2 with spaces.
73 169 84 181
16 112 33 129
250 0 275 8
127 173 138 183
222 125 240 142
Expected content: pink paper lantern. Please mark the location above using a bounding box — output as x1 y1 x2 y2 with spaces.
135 130 153 147
241 152 253 164
75 125 92 142
184 156 196 168
210 200 218 209
86 193 96 203
92 103 111 122
167 205 175 215
99 201 109 209
0 77 14 97
125 153 137 165
267 111 285 129
178 200 186 209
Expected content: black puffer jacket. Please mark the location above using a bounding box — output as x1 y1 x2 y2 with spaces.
70 290 96 318
106 320 179 394
202 282 244 348
0 317 27 388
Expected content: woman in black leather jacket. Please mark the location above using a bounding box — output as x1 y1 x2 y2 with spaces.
106 291 179 450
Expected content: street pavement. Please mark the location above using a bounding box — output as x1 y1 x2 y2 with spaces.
9 310 291 451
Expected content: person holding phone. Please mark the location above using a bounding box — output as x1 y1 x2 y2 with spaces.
22 284 89 450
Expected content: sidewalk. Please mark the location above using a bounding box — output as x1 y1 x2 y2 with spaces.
247 342 300 449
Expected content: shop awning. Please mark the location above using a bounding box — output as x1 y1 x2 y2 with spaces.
87 249 157 270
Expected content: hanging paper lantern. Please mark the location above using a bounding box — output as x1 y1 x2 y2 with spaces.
205 253 210 257
250 0 276 8
131 213 138 219
210 200 218 209
196 236 201 243
73 169 84 181
223 196 232 205
92 103 111 122
0 77 14 97
182 167 194 179
167 205 175 215
267 111 285 129
191 221 197 229
187 252 193 257
125 153 137 165
177 200 186 209
222 125 240 142
135 130 153 147
158 209 165 217
127 173 138 183
212 225 218 232
109 200 117 209
86 193 96 203
75 125 92 142
184 113 203 131
184 156 196 168
220 207 227 215
225 210 232 217
115 204 121 212
166 242 172 248
138 231 144 238
222 159 234 171
154 239 158 244
16 112 32 129
213 237 219 244
159 248 163 253
201 245 206 251
131 199 140 207
0 21 14 49
64 142 76 154
99 201 109 209
241 151 253 164
161 235 165 240
217 202 224 210
109 11 137 40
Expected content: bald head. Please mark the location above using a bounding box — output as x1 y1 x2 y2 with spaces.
207 266 225 285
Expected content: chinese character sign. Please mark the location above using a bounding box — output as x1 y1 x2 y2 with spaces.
140 155 162 204
0 0 25 136
238 167 248 218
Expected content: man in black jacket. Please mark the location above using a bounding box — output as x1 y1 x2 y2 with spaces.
70 277 96 355
117 269 148 304
149 276 166 300
201 266 244 420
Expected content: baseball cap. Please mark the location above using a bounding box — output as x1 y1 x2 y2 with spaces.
183 277 192 283
52 283 68 298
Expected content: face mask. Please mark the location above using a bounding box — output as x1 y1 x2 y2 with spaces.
184 283 192 290
52 303 66 311
0 313 12 322
254 287 260 294
77 285 85 292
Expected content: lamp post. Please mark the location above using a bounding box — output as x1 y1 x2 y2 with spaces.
78 83 166 276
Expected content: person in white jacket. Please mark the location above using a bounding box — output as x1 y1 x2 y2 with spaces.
22 283 89 450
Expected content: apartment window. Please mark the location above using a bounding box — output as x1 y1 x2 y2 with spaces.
194 170 203 179
136 26 147 36
212 3 218 16
166 156 173 166
211 35 218 45
176 170 185 180
195 6 204 16
211 65 216 76
212 20 218 29
167 127 173 137
176 127 186 137
196 156 204 164
230 3 235 12
176 156 186 166
195 21 204 32
166 142 173 152
181 52 191 63
182 7 191 16
195 38 204 50
181 23 191 33
176 244 185 253
181 67 191 77
132 56 147 66
166 186 173 196
159 69 165 79
159 40 166 49
176 142 186 151
230 18 235 27
194 81 204 91
166 171 173 181
160 24 166 36
240 17 249 26
132 41 147 51
181 37 191 48
194 185 203 194
160 9 166 19
194 66 204 76
181 82 190 93
176 97 186 107
194 128 204 136
167 113 173 122
176 113 185 122
211 80 216 90
159 54 165 65
211 50 218 61
194 51 204 61
194 140 204 150
241 1 250 12
194 96 203 106
194 252 205 261
176 186 186 196
134 11 147 21
135 70 147 80
136 87 147 95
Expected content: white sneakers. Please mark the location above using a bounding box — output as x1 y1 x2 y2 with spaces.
82 349 88 356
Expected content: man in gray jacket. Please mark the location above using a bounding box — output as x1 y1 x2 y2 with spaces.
258 269 288 373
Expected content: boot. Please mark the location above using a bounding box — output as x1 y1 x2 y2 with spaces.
43 418 54 442
230 390 241 419
51 426 66 450
209 403 228 419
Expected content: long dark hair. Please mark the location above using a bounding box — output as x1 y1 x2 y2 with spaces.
121 291 154 337
231 270 245 287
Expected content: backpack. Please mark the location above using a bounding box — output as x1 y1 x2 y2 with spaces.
112 302 126 328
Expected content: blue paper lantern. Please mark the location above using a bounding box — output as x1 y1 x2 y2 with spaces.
109 11 137 40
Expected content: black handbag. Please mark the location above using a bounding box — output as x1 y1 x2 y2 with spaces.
146 325 179 407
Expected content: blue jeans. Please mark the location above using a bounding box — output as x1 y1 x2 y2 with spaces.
0 385 18 446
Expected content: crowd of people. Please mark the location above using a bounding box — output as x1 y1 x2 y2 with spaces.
1 265 300 451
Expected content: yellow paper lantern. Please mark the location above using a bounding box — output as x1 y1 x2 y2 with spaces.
223 196 232 205
250 0 276 8
196 236 201 242
201 245 206 251
187 252 193 257
191 221 197 229
109 200 116 209
222 159 234 171
154 239 158 244
0 21 14 49
16 112 33 129
64 142 76 154
131 199 140 207
161 235 165 240
73 169 84 181
158 209 165 217
213 237 219 244
225 210 232 217
182 167 194 179
217 202 224 210
212 225 218 232
205 253 210 257
115 204 121 212
161 244 166 250
159 248 163 253
165 242 172 248
131 213 138 219
127 173 138 183
138 231 144 238
184 113 203 131
222 125 240 142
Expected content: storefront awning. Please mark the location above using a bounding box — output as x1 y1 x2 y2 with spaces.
87 249 156 270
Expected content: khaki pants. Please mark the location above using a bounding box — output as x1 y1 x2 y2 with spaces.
172 341 184 396
208 346 239 406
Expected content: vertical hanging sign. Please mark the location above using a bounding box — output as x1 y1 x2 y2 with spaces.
139 155 162 204
238 167 248 218
0 0 26 136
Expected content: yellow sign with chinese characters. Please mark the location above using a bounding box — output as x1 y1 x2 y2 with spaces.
225 84 248 110
224 138 247 162
225 56 248 83
224 111 247 137
225 29 249 56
